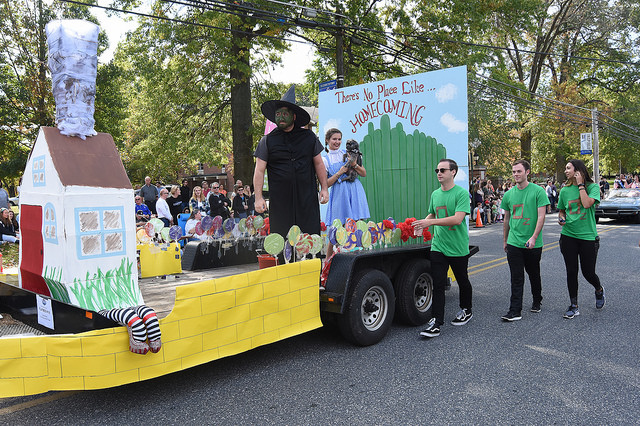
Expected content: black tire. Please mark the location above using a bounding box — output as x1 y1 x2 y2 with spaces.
394 259 433 325
595 216 600 224
337 269 395 346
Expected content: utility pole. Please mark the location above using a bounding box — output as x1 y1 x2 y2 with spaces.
592 108 600 180
335 16 344 88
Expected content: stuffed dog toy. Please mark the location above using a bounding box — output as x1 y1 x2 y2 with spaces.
342 139 363 182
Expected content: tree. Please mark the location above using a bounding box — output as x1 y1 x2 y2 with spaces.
0 0 55 190
0 0 120 192
110 0 293 185
389 0 640 179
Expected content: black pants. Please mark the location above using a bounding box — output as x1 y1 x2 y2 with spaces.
431 250 472 326
559 234 601 301
506 244 543 313
145 200 157 215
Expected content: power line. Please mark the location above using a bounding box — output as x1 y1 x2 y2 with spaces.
59 0 640 144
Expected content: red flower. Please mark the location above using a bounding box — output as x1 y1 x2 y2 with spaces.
395 221 411 242
383 219 395 230
422 228 432 242
263 217 270 235
320 221 327 232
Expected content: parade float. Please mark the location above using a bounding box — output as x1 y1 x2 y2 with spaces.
0 20 476 398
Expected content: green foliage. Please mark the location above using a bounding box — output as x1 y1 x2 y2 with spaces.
113 1 291 184
4 0 640 187
0 0 112 188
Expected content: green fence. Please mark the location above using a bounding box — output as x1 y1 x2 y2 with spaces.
360 114 446 224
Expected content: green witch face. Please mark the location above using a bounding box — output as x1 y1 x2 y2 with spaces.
275 107 295 129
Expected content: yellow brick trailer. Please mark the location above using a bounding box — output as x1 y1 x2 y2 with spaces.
0 244 478 398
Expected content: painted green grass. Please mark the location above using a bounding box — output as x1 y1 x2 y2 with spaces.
43 258 142 311
43 265 71 304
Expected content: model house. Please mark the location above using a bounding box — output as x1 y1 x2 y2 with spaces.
19 126 142 311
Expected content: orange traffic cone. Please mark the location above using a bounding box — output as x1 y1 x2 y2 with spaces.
475 211 484 228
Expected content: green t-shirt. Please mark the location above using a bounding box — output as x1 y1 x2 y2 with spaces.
428 184 470 257
500 182 550 248
557 183 600 241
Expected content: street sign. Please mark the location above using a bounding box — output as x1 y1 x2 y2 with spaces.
319 79 337 92
580 132 593 155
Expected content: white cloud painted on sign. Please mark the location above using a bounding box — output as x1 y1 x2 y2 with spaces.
440 112 467 133
454 168 467 183
323 119 342 139
435 83 458 103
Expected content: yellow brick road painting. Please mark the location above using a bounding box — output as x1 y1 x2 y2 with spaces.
0 260 323 398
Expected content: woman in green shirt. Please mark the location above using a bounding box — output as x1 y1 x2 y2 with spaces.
557 159 605 319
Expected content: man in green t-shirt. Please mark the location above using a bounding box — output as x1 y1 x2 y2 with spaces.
500 160 549 321
413 159 472 338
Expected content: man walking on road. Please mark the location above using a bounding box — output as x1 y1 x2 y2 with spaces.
500 160 550 321
413 159 473 338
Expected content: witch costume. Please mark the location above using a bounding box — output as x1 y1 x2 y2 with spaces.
254 99 323 237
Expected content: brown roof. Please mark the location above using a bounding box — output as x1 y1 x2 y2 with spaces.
41 127 131 189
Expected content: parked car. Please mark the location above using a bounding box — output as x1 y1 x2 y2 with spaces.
595 188 640 223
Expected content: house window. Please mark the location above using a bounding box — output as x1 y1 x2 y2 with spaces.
32 155 46 187
75 206 126 259
43 203 58 244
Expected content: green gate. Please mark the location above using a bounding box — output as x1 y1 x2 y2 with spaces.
360 114 447 223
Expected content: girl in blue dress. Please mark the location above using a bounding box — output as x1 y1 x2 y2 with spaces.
323 128 370 257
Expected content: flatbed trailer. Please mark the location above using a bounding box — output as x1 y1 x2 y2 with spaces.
0 243 478 397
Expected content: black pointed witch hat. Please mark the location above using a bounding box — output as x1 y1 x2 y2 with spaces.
261 85 311 127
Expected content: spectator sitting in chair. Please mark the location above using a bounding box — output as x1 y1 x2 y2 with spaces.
135 195 151 225
0 207 19 243
185 209 203 239
8 210 19 234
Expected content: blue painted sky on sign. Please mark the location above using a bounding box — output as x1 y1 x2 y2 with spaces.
318 66 469 185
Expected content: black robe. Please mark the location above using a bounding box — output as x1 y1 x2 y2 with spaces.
255 127 322 237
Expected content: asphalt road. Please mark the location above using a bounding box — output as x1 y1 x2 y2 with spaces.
1 215 639 425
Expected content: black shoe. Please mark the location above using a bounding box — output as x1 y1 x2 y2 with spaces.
595 287 605 309
451 308 473 326
420 319 440 338
501 311 522 322
531 302 541 313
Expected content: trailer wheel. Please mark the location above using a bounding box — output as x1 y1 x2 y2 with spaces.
338 269 395 346
394 259 433 325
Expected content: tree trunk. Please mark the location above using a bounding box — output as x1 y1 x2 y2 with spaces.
520 128 532 164
229 23 254 188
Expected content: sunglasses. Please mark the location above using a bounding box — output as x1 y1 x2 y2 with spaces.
435 168 451 174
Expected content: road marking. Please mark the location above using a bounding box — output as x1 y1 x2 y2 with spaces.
0 391 77 416
0 225 627 412
468 224 622 276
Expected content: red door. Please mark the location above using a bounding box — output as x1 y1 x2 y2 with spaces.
20 204 50 296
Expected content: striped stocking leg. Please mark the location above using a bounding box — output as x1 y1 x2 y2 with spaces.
99 308 149 354
135 305 162 353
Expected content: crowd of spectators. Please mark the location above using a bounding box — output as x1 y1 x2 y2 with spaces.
470 177 564 225
134 177 257 229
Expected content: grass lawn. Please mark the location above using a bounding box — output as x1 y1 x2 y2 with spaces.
0 242 19 269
